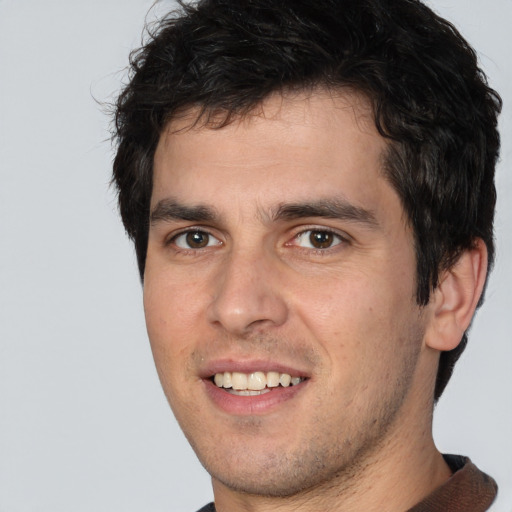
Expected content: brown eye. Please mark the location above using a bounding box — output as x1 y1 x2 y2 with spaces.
309 231 334 249
186 231 209 248
173 230 221 249
293 229 342 250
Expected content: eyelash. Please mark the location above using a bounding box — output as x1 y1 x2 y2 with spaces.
166 228 221 252
164 226 348 254
287 227 348 253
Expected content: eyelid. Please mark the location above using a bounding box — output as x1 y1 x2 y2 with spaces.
163 224 349 251
166 226 223 249
286 225 350 249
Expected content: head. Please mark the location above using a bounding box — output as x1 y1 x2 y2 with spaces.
112 0 500 491
113 0 501 500
113 0 501 402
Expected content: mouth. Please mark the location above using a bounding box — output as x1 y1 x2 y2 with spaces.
211 371 306 396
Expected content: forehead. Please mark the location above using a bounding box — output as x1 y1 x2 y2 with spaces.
152 89 394 217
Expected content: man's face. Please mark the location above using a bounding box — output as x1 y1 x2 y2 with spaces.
144 91 434 497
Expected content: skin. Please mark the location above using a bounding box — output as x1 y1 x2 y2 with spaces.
143 90 484 511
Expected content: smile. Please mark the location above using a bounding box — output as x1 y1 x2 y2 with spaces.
212 371 305 396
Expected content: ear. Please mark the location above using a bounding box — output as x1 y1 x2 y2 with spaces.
425 239 488 352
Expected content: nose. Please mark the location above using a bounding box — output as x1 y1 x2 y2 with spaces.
206 249 288 336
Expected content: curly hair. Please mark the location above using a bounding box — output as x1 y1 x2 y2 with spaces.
112 0 501 400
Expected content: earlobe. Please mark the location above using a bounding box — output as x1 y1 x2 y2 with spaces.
425 239 488 352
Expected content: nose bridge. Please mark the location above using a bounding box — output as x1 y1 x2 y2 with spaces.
207 243 288 335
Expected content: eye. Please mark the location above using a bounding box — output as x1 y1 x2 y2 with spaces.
172 230 222 249
293 230 343 250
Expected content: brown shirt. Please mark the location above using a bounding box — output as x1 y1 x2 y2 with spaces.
407 454 497 512
196 455 498 512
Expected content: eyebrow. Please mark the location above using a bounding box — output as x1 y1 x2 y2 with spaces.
150 197 379 229
272 199 379 228
150 198 217 224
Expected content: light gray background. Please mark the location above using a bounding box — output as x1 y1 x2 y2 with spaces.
0 1 510 510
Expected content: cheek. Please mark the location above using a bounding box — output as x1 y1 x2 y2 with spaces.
143 271 205 394
292 264 419 370
143 277 205 418
144 267 206 338
293 270 391 334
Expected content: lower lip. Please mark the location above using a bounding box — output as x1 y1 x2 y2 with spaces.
203 379 308 415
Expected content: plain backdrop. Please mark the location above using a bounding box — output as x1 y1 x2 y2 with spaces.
0 1 510 510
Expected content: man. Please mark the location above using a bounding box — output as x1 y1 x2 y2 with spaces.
112 0 501 510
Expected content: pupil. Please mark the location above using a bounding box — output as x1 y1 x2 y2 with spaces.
310 231 333 249
186 231 208 248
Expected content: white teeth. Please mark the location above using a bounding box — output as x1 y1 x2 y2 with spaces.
248 372 266 390
266 371 280 388
279 373 291 387
212 371 304 391
232 372 248 390
222 372 232 389
214 373 224 387
227 388 272 396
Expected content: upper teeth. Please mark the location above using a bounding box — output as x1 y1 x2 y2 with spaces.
213 371 303 391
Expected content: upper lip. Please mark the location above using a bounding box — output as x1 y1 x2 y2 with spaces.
199 358 312 379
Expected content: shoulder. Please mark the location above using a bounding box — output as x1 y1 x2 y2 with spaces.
195 504 215 512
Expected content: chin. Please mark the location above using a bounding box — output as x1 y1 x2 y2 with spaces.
194 434 351 499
